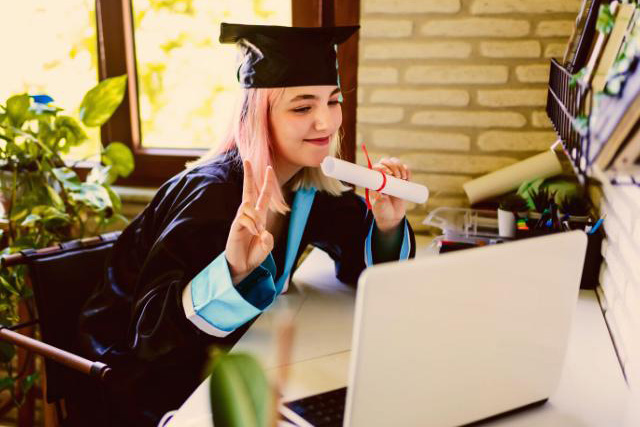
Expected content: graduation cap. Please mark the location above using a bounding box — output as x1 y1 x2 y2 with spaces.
219 22 359 88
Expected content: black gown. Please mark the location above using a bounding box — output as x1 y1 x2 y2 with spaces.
75 150 416 426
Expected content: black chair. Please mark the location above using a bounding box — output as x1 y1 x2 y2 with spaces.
0 231 121 426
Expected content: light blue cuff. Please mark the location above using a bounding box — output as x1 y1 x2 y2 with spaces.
190 251 276 333
365 218 411 267
399 218 410 260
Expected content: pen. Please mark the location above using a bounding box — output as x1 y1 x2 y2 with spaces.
587 215 606 235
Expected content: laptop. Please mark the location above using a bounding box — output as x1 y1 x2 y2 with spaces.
280 231 588 427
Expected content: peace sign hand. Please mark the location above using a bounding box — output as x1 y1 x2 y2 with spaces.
225 160 277 285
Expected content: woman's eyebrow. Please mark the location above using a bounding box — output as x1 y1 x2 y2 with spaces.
289 88 342 102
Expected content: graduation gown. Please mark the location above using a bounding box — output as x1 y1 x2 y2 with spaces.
76 151 415 426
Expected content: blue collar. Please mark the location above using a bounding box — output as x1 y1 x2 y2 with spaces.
264 187 317 293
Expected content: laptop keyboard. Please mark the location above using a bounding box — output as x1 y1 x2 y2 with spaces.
283 387 347 426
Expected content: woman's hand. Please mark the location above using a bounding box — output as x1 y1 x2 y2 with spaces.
370 157 410 233
225 160 277 284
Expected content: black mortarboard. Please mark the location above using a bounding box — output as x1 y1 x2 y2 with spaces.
219 22 359 88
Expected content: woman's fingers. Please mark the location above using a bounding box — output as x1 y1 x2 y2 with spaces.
259 230 274 252
256 166 276 213
234 214 260 236
376 158 411 180
380 158 407 180
242 160 258 204
370 190 386 207
238 202 263 232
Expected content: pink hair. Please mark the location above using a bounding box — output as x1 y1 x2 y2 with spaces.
216 88 288 212
187 88 347 213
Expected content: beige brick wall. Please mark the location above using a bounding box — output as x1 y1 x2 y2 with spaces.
590 183 640 390
357 0 578 232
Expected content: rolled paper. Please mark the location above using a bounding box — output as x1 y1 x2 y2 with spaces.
320 156 429 204
463 150 563 205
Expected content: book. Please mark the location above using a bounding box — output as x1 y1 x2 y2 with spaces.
564 0 595 65
568 0 606 73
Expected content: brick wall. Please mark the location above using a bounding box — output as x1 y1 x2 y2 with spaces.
356 0 580 231
590 181 640 391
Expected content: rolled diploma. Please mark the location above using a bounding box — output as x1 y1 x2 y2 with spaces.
320 156 429 204
463 150 562 204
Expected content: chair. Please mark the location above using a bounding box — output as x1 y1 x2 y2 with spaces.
0 231 121 426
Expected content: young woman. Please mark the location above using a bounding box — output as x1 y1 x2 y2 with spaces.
76 23 415 426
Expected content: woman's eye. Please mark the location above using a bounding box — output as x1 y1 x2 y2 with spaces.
292 106 311 113
329 99 341 106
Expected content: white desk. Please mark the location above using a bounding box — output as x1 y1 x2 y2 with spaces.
167 249 630 427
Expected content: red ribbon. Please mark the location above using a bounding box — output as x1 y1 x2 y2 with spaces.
361 143 387 210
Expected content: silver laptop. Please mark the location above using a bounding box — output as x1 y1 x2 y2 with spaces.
281 231 588 427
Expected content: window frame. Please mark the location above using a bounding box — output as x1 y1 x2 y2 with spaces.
88 0 360 187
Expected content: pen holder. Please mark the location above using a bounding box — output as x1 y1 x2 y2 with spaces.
580 227 603 290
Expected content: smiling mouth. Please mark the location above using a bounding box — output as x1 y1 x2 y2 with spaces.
304 136 331 145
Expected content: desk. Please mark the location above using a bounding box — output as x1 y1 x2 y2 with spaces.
167 249 630 427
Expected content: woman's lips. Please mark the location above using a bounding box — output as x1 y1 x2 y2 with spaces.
304 136 330 146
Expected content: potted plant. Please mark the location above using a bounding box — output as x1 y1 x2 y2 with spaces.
207 352 274 427
0 75 133 411
559 194 591 222
498 194 528 238
527 187 556 215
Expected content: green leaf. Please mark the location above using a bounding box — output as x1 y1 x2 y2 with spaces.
0 342 15 364
9 208 28 222
21 372 39 394
87 164 118 185
54 116 88 151
70 183 112 211
102 142 134 178
79 75 127 127
32 206 71 228
104 184 122 212
0 376 14 392
20 214 42 228
596 4 615 34
0 275 17 296
209 353 272 427
572 114 589 136
569 68 587 88
52 167 82 190
46 185 65 210
6 94 30 127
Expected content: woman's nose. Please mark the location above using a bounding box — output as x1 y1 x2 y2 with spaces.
314 105 332 131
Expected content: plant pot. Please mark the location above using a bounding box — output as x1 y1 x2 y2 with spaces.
497 209 516 238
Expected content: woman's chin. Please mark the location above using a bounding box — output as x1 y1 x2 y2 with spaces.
310 152 331 167
300 147 330 167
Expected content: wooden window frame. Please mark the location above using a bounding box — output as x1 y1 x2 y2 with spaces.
87 0 360 187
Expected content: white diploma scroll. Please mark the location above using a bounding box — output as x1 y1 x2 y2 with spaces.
320 156 429 204
463 149 563 205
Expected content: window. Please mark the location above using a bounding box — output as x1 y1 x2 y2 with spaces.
93 0 359 186
131 0 291 150
0 0 100 162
